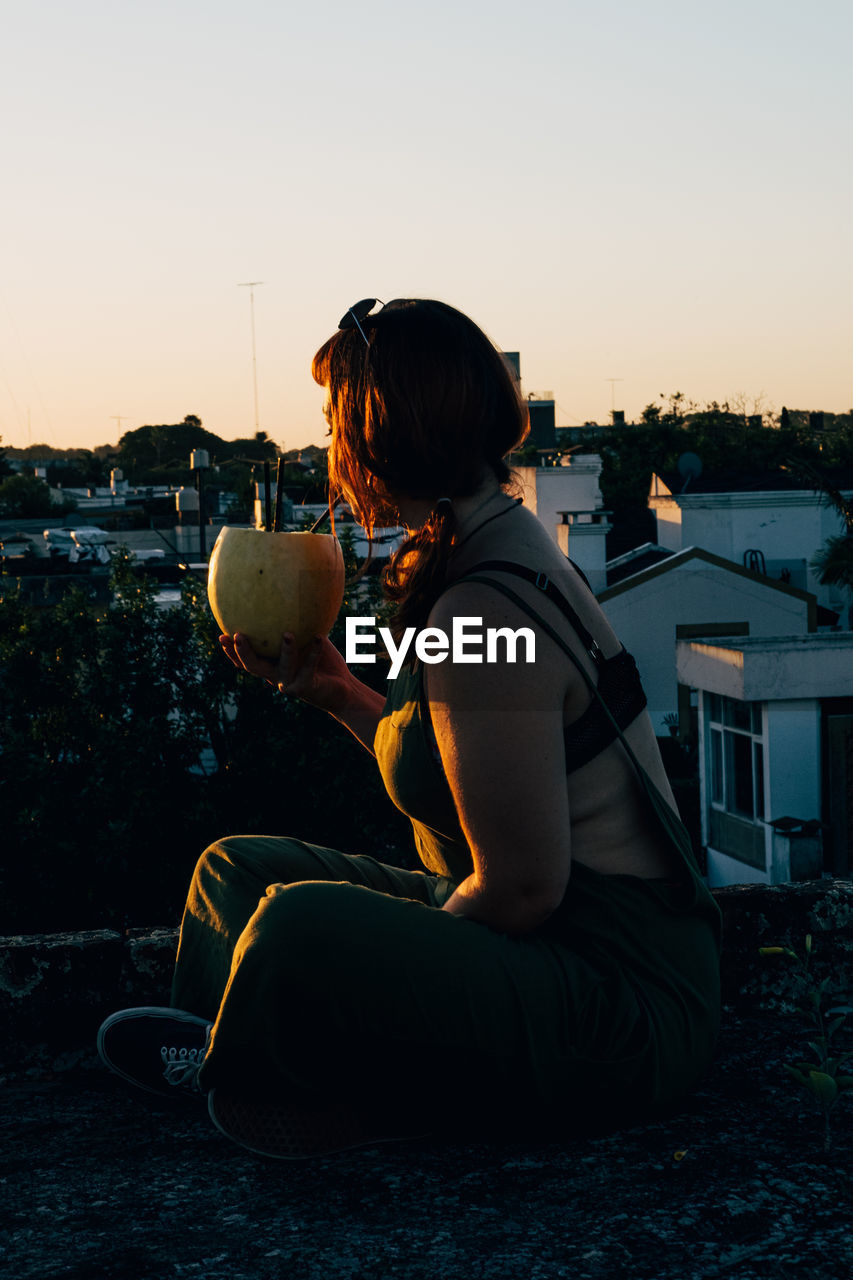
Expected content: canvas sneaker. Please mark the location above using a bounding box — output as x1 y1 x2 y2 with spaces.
97 1006 212 1099
207 1088 429 1161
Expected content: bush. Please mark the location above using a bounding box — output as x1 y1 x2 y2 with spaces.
0 555 412 934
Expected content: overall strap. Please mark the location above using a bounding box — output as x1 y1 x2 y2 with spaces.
456 573 692 858
462 560 604 664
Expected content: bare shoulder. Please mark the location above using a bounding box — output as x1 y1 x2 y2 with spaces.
425 578 572 711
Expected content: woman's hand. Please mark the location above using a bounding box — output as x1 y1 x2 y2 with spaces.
219 632 355 715
219 632 388 755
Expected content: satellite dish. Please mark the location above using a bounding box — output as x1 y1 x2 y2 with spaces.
677 452 703 491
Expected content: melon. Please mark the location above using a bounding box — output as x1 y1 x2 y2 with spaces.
207 527 345 658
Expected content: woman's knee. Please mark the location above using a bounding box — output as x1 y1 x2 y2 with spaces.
192 834 306 894
240 880 394 978
190 836 248 893
253 878 369 938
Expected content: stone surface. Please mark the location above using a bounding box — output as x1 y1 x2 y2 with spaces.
2 880 853 1278
715 879 853 1011
1 1010 851 1280
0 930 124 1076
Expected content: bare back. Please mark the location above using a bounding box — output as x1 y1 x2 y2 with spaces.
446 502 683 882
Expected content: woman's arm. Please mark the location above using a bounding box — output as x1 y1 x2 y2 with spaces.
220 632 386 755
425 584 574 934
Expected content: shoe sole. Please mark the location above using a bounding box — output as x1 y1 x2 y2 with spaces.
97 1006 211 1098
207 1089 429 1161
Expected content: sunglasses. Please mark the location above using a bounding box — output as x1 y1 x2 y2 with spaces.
338 298 386 346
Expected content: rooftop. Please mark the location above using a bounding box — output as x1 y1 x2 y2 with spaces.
2 881 852 1279
652 467 853 499
677 631 853 701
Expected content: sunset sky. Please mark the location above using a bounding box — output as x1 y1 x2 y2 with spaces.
1 0 850 453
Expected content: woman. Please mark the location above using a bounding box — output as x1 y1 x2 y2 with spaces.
98 299 721 1159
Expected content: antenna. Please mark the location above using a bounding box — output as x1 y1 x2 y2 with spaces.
111 415 128 437
238 282 264 433
604 378 623 416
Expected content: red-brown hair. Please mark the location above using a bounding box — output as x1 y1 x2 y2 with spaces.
312 299 529 634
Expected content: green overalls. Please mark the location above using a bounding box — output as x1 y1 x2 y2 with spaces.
173 580 721 1139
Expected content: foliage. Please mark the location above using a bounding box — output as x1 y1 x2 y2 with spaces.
577 395 853 557
0 473 75 518
0 551 411 934
811 535 853 590
760 935 853 1152
115 419 289 486
115 415 225 484
0 436 13 481
513 442 541 465
787 459 853 592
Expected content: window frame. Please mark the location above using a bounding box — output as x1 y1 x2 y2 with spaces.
706 694 766 825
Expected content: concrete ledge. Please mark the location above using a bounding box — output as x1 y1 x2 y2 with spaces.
0 926 179 1077
1 880 851 1077
715 878 852 1010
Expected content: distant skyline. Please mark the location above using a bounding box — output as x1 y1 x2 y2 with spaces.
1 0 851 453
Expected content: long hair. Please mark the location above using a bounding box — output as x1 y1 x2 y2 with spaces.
312 299 529 635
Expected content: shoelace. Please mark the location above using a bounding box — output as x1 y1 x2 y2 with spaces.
161 1044 206 1089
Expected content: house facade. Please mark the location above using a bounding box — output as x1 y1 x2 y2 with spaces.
515 456 611 592
648 471 852 623
676 633 853 888
598 547 816 734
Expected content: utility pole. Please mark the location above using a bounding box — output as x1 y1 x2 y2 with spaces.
238 282 263 433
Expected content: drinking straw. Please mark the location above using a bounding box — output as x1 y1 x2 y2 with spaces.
263 460 272 531
273 457 285 532
309 492 341 533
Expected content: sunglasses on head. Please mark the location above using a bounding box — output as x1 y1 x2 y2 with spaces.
338 298 386 346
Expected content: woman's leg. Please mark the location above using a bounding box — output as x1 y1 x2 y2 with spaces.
171 835 450 1022
195 876 645 1139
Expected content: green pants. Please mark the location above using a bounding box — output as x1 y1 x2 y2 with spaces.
171 836 663 1137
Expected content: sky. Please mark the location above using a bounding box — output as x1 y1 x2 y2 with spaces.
1 0 851 454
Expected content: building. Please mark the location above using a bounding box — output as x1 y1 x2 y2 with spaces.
648 468 853 621
598 547 817 734
514 455 611 592
677 633 853 887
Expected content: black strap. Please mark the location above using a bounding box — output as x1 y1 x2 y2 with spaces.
455 572 693 851
447 571 713 893
462 560 605 665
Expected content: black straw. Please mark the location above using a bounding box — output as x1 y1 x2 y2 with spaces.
273 458 285 532
309 492 341 533
263 460 272 531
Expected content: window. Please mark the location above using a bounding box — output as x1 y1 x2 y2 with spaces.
706 695 766 823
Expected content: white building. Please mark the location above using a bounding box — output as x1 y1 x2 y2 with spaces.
676 633 853 887
515 456 611 592
599 547 817 734
648 471 852 621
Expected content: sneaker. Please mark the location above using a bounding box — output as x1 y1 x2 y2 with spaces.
207 1088 429 1161
97 1006 212 1099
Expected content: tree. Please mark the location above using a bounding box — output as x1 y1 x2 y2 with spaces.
0 473 73 518
812 534 853 590
0 552 410 933
580 393 837 557
116 417 225 482
792 460 853 592
0 436 13 481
